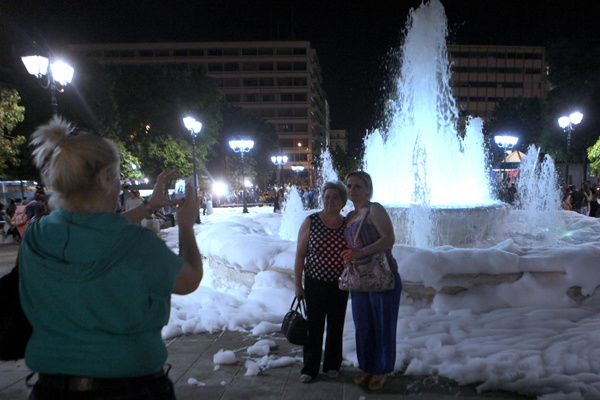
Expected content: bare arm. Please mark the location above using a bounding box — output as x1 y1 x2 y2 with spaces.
172 181 203 295
122 169 182 224
342 203 395 262
294 217 311 299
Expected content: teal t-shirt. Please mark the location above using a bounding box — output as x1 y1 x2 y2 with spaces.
19 210 183 377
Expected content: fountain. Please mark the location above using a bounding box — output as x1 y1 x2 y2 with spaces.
362 0 508 247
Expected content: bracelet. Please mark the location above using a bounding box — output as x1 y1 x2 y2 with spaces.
142 199 155 215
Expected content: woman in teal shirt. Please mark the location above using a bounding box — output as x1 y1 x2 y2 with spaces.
20 117 203 399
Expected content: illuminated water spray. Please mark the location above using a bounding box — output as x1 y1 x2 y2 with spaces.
364 0 493 207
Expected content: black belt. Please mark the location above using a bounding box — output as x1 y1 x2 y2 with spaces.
37 369 167 392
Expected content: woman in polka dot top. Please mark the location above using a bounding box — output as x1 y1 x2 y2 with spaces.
294 181 349 383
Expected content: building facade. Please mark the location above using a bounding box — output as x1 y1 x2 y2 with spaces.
448 44 548 124
66 41 328 186
328 129 348 152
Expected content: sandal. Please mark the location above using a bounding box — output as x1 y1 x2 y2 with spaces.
368 374 387 391
353 372 371 385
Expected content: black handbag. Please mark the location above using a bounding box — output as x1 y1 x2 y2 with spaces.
281 297 309 345
0 260 33 361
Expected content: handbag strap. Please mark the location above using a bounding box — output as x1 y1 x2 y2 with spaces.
352 205 371 243
289 296 307 317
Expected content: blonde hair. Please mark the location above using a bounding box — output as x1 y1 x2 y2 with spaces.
31 117 120 209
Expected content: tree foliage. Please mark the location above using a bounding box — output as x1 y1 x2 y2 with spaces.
69 63 222 181
587 139 600 177
0 87 26 178
206 104 279 190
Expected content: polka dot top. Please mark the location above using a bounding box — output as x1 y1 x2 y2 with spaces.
304 212 347 282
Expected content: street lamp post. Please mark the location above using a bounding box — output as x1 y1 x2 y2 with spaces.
183 117 203 223
558 112 583 185
21 54 74 116
271 155 288 187
494 135 519 182
229 139 254 213
291 165 305 185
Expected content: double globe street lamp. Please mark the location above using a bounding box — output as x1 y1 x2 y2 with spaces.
271 155 288 187
21 54 74 116
558 112 583 184
229 140 254 213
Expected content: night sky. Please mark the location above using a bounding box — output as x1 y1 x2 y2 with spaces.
2 0 599 150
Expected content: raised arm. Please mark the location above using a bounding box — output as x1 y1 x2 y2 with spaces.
122 169 181 224
294 217 311 299
172 180 203 295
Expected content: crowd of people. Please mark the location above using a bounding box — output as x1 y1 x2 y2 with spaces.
561 182 600 217
0 192 49 243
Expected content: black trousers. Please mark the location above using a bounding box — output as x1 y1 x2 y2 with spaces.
302 276 349 377
28 372 175 400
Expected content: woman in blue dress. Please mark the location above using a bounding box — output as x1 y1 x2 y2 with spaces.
341 171 402 391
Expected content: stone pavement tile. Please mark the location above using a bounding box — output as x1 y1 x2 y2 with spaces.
0 360 32 399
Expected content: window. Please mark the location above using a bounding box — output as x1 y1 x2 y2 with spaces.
189 49 204 56
281 93 294 102
278 108 294 117
279 139 294 147
293 78 307 86
221 78 240 87
277 62 293 71
208 63 224 72
279 124 293 132
224 63 239 71
259 78 274 86
258 62 274 71
293 47 307 55
277 48 293 55
207 49 223 56
244 94 258 102
242 48 258 56
294 93 307 102
242 63 258 71
154 50 169 57
139 50 153 57
294 108 308 117
295 123 308 132
223 48 238 56
258 48 274 55
261 94 275 102
224 94 241 102
261 108 276 117
243 78 259 86
173 49 188 57
278 77 293 86
293 62 307 71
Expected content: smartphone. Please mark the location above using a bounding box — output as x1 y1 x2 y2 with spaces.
172 179 186 200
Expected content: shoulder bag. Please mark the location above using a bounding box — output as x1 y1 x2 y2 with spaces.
0 260 32 360
338 207 395 292
281 297 309 345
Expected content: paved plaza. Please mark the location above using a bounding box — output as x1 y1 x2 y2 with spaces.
1 243 532 399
